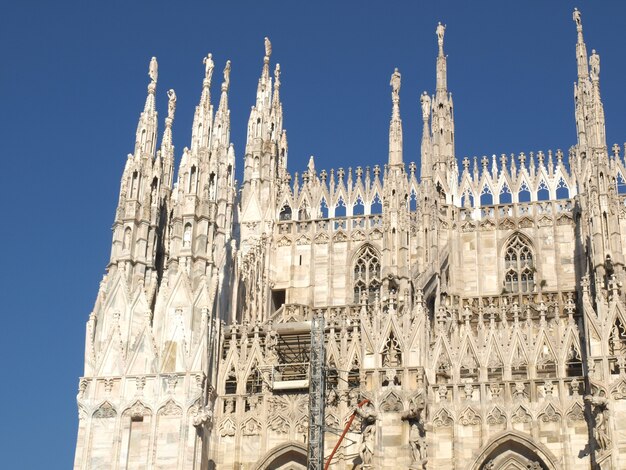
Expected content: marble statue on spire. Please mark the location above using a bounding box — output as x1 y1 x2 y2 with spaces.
264 37 272 58
167 89 177 120
436 22 445 50
420 91 431 121
390 68 401 101
274 63 281 88
573 8 582 27
590 49 600 80
223 60 231 90
203 53 215 83
149 57 158 83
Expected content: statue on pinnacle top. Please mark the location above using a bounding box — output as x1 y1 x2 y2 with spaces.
573 8 582 27
390 68 401 101
223 60 231 90
436 22 445 48
203 53 214 83
264 37 272 59
149 57 158 84
274 63 281 88
420 91 431 121
167 89 176 120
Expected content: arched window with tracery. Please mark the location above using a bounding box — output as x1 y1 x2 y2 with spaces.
504 234 535 293
353 245 381 303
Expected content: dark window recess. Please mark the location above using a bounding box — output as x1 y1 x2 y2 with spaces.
272 289 286 312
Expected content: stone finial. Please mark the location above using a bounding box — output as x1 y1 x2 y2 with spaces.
167 89 177 121
462 157 470 172
390 67 401 102
149 56 158 84
612 143 620 159
436 22 446 54
223 60 231 91
420 92 431 122
264 37 272 60
573 8 582 29
203 53 214 84
274 63 281 90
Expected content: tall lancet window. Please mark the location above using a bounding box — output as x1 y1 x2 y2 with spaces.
353 245 381 303
504 234 535 293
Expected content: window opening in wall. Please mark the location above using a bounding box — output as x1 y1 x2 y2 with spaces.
370 194 382 214
518 182 531 203
536 343 557 378
353 245 381 303
348 367 360 389
353 198 365 216
499 185 512 204
326 363 339 390
271 289 286 312
224 369 237 394
609 317 626 356
298 203 310 220
480 186 493 206
320 198 329 218
556 178 569 199
537 179 549 201
504 234 535 293
616 172 626 195
566 343 583 377
409 192 418 212
279 205 292 220
335 197 346 217
382 332 402 367
246 366 263 395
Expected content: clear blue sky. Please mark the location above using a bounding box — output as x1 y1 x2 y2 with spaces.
0 1 624 467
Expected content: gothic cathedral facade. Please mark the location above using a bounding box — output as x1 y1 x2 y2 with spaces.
74 10 626 470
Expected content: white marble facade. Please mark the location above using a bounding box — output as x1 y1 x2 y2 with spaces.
75 10 626 470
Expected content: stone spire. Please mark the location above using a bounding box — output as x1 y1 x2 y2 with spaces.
572 8 607 155
388 68 403 167
212 60 231 151
159 89 176 190
240 37 286 251
134 57 159 158
431 22 457 191
190 53 215 152
420 91 432 179
108 57 171 294
573 8 589 81
571 8 621 296
436 22 447 93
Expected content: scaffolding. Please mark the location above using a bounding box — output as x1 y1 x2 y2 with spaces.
307 310 325 470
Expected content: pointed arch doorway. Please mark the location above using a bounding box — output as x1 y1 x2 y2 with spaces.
254 442 308 470
469 431 559 470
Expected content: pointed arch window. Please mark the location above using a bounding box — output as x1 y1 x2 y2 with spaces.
353 245 381 303
504 234 535 293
